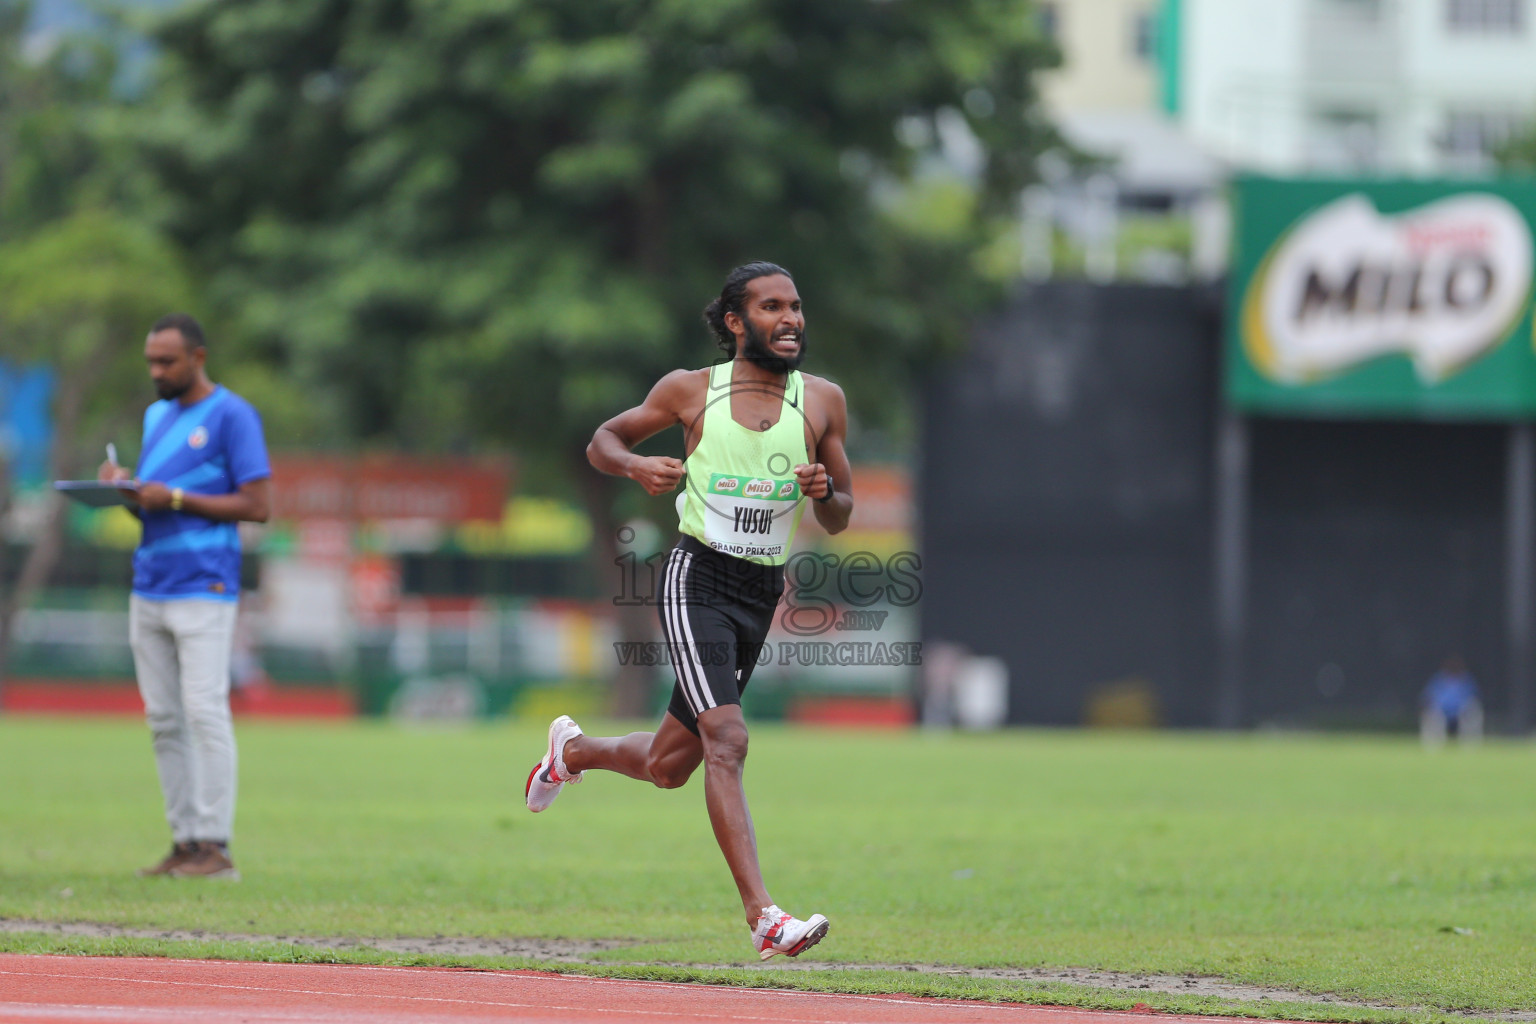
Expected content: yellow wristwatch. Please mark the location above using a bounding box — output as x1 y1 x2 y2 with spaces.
171 487 185 512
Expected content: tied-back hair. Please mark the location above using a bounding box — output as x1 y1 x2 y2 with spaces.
702 261 793 357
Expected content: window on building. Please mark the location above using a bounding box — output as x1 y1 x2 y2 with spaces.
1307 109 1382 171
1440 110 1523 164
1132 11 1156 61
1446 0 1525 32
1332 0 1383 22
1038 2 1060 42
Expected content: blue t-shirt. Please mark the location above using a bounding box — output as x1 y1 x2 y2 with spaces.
1422 671 1479 720
132 386 271 601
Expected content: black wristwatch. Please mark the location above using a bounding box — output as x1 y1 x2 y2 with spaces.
816 474 835 504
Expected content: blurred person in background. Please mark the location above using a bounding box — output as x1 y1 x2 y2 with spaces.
525 262 852 960
98 313 271 879
1420 655 1483 746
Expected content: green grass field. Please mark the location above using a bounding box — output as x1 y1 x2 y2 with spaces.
1 716 1531 1020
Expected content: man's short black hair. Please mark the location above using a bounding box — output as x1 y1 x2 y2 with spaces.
149 313 207 351
702 262 793 357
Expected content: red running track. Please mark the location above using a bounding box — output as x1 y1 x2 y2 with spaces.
0 955 1287 1024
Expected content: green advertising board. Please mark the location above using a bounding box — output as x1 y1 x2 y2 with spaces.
1226 176 1536 419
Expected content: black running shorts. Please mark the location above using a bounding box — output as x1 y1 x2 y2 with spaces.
659 535 785 735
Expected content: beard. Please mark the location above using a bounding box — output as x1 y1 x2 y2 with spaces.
740 318 807 374
154 377 191 400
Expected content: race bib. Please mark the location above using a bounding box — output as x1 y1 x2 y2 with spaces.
699 473 801 561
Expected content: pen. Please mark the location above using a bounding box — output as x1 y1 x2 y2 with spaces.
106 443 119 467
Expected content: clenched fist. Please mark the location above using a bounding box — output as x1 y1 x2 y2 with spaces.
794 463 831 501
628 456 684 496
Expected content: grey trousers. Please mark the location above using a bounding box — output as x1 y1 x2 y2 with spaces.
129 596 239 843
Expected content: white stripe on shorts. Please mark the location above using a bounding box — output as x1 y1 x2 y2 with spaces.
663 549 709 714
675 552 716 712
661 550 694 707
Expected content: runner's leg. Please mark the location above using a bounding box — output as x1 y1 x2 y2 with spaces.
579 540 775 921
562 712 702 788
565 542 720 788
696 703 772 923
557 705 771 922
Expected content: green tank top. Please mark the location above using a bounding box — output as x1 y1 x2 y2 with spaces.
675 361 809 566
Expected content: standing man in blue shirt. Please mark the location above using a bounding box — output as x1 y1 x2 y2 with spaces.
98 313 271 879
1420 655 1483 746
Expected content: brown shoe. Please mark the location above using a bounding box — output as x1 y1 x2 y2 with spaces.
138 841 199 877
169 842 240 880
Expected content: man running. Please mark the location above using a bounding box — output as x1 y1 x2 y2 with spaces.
525 262 852 961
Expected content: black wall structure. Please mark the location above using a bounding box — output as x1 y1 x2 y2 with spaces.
922 281 1526 729
1244 418 1508 727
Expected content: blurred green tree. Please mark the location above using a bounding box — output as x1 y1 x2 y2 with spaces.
0 2 112 236
0 4 195 691
1496 124 1536 172
132 0 1058 710
0 211 195 690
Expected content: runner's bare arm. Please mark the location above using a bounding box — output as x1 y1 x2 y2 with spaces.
794 380 852 534
587 370 693 496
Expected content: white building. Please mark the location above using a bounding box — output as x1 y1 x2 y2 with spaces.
1171 0 1536 174
1029 1 1224 281
1037 0 1222 202
1038 0 1162 114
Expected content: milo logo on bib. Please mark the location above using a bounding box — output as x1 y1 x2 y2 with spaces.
708 474 798 500
702 473 802 559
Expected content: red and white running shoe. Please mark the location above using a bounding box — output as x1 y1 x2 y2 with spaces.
524 715 584 812
751 905 829 960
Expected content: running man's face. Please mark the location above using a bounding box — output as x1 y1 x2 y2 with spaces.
734 274 806 373
144 329 205 401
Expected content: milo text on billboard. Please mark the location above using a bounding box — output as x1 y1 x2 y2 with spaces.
1227 178 1536 418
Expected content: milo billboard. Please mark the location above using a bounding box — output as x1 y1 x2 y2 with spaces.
1227 177 1536 418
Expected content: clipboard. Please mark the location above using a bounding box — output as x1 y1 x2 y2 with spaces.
53 480 139 508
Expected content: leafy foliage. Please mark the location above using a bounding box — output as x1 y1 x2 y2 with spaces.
0 1 134 238
0 210 192 402
132 0 1059 461
1495 122 1536 174
0 1 188 458
0 7 197 676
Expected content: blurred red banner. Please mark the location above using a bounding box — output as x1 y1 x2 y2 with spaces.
269 456 512 523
